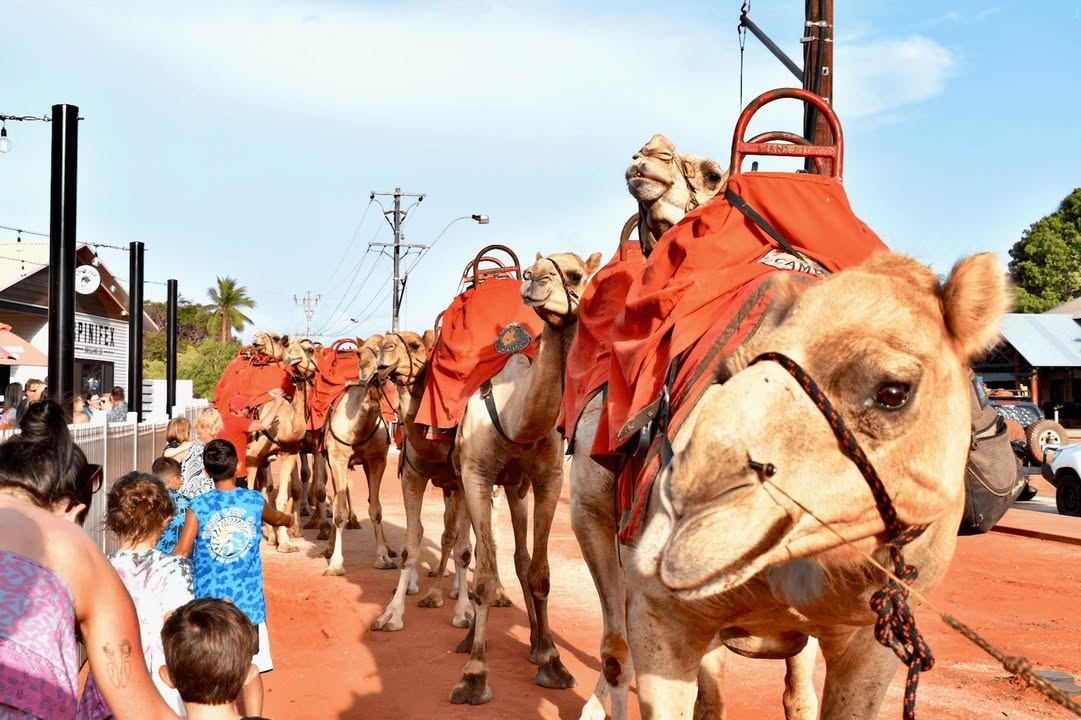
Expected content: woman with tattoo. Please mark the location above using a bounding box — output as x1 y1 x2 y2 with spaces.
0 401 181 720
78 472 195 718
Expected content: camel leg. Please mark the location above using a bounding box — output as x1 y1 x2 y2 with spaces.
506 486 537 645
363 454 397 569
627 586 714 720
693 645 727 720
450 469 498 705
783 638 819 720
449 490 475 627
288 460 304 537
418 488 460 609
818 627 898 719
296 456 311 516
323 445 353 574
371 467 427 631
527 463 576 690
570 404 634 720
274 452 299 553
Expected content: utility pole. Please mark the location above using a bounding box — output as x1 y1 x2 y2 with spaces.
294 291 320 338
369 187 426 332
802 0 834 173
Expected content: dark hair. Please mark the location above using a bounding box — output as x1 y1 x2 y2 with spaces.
161 598 256 704
105 472 174 543
152 455 182 478
202 439 238 481
111 386 125 402
2 383 23 411
0 400 91 516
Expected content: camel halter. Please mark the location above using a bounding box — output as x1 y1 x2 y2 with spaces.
747 351 932 720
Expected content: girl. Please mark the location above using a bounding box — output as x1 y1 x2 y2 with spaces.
180 408 221 498
78 473 194 719
0 401 179 719
163 417 194 465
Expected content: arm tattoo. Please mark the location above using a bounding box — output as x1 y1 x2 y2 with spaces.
102 639 134 688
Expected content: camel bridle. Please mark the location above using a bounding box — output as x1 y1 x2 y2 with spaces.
747 351 932 720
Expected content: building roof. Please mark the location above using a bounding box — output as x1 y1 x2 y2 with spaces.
1045 296 1081 320
999 313 1081 368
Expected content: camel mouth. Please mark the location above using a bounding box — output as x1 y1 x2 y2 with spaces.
658 496 796 599
521 288 552 307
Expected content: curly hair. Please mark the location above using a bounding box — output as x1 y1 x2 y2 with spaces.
105 471 175 544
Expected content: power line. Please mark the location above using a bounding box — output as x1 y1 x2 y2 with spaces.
315 199 375 297
294 291 320 338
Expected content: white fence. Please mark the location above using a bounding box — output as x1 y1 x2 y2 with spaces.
0 400 211 554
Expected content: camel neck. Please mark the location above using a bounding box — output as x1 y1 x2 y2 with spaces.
499 319 576 443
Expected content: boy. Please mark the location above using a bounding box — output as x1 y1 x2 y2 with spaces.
160 597 268 720
153 455 188 553
173 440 293 717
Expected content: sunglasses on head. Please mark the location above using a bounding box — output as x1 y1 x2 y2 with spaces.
78 463 104 496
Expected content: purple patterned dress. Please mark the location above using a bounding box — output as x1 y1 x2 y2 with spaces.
0 550 79 719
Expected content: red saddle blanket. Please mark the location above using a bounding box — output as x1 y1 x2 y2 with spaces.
309 341 362 431
416 277 544 431
604 172 889 543
213 348 294 415
559 239 644 444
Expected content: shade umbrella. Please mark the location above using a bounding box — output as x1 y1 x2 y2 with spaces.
0 323 48 366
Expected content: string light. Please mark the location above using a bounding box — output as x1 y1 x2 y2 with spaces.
0 114 55 156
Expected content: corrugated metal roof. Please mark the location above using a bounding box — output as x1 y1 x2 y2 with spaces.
999 313 1081 367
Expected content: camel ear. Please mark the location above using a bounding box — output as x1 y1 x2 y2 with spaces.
942 253 1010 361
281 335 290 346
536 252 543 261
422 330 436 349
680 157 698 179
585 252 603 276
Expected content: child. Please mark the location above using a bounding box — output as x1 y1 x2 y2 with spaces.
160 598 268 720
163 416 194 464
154 455 189 554
78 472 194 719
173 440 293 718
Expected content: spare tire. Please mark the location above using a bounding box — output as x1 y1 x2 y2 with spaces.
1025 419 1068 463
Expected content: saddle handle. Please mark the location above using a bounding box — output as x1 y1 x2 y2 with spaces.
462 244 522 286
730 88 843 179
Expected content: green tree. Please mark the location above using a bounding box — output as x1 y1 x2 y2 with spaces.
146 338 242 398
206 276 255 343
1008 188 1081 313
142 297 213 371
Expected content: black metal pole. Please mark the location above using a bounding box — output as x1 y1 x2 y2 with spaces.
166 279 178 417
47 104 78 415
128 241 144 422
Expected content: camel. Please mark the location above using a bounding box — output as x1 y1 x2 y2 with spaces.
570 140 823 720
371 329 478 632
321 334 395 575
625 133 728 253
622 251 1009 719
448 250 602 706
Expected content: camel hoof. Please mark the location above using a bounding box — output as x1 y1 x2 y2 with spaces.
452 611 474 631
322 565 345 577
492 591 513 608
373 556 400 570
417 591 444 608
276 543 298 554
577 696 608 720
536 657 576 690
370 613 403 632
449 674 492 705
316 526 332 542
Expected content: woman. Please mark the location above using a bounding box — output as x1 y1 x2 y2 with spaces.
87 394 108 425
162 417 193 465
0 383 22 428
72 396 91 425
179 408 221 498
0 401 180 719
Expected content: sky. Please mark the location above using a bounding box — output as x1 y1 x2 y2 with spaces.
2 0 1080 343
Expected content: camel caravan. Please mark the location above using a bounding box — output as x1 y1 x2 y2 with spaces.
215 87 1017 717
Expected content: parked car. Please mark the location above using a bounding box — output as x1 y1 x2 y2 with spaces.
1042 443 1081 516
988 392 1068 465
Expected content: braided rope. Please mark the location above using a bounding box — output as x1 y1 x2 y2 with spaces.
749 351 932 719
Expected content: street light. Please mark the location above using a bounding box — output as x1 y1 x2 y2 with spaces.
472 214 489 224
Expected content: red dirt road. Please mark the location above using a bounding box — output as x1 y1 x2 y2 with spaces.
259 455 1081 719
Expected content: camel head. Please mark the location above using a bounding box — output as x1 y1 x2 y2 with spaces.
635 252 1011 602
357 334 384 383
283 336 320 379
376 330 435 386
521 251 603 328
252 330 288 360
626 134 728 251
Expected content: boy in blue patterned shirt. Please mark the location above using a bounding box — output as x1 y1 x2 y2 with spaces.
174 439 293 718
153 455 188 553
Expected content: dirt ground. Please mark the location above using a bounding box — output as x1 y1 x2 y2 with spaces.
259 453 1081 720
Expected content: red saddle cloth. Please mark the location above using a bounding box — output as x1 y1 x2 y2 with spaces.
603 172 889 543
213 348 294 415
559 239 645 445
415 277 544 432
308 341 362 431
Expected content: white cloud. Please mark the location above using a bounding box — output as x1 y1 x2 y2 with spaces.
835 36 955 118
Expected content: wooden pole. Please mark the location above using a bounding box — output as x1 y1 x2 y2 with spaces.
803 0 834 173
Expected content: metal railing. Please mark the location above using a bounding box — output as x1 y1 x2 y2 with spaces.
0 399 211 554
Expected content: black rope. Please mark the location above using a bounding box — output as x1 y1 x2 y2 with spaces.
738 3 750 111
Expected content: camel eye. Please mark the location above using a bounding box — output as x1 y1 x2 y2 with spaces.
655 151 674 162
875 383 911 410
706 171 723 183
409 342 421 351
566 271 582 284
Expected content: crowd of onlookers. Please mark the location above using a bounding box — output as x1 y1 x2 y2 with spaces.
0 380 129 430
0 393 290 719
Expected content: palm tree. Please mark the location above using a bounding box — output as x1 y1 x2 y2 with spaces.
206 276 256 343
